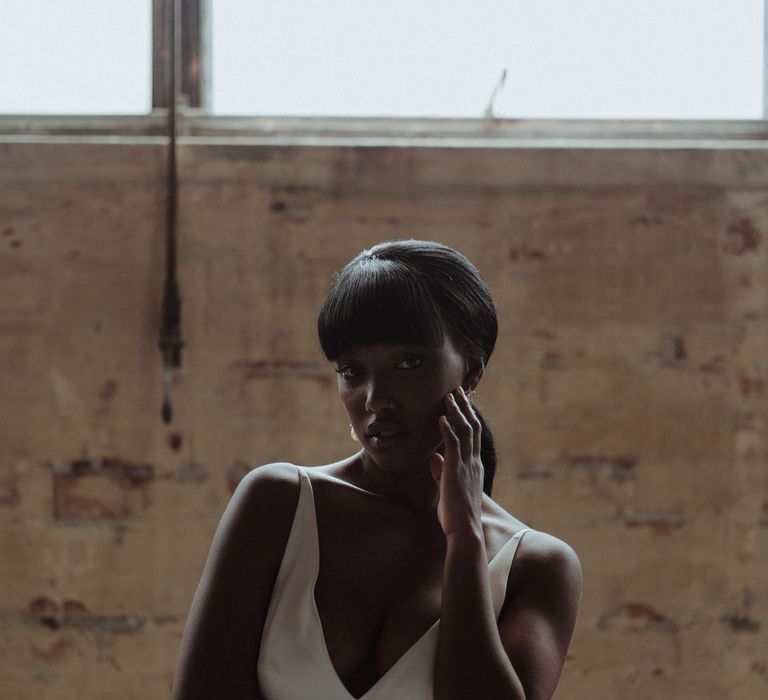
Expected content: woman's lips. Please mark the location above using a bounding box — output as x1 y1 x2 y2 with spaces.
367 432 407 449
365 422 408 449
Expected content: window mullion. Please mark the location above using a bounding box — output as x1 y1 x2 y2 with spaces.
153 0 210 111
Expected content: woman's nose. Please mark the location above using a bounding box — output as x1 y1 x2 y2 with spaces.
364 380 395 413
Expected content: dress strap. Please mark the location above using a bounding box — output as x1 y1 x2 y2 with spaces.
269 466 320 598
490 527 533 618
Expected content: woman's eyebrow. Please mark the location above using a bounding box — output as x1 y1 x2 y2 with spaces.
400 344 439 354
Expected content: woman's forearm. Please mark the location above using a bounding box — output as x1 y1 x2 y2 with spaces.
433 529 526 700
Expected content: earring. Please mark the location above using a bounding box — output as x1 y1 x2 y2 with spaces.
349 424 359 442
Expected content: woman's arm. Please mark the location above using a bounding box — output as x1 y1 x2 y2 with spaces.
431 388 582 700
172 462 300 700
435 529 581 700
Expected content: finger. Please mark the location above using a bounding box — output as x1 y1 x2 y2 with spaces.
457 386 481 429
457 386 482 454
429 453 444 484
439 414 460 467
446 392 473 463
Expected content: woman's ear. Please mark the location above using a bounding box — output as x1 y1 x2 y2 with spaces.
462 357 485 393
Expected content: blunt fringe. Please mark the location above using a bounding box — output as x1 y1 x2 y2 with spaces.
318 240 497 363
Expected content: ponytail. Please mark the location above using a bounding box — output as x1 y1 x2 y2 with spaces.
473 404 496 496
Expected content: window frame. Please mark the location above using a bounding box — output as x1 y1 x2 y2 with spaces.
0 0 767 146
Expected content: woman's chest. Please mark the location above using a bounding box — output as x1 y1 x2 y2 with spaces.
307 476 520 696
312 497 446 693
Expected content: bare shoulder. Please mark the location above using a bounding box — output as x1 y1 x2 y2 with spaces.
172 462 303 698
517 528 580 568
236 461 301 497
513 529 582 596
483 496 580 574
210 462 304 574
496 527 582 699
502 526 582 661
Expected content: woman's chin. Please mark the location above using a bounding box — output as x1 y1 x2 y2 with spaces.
362 438 438 474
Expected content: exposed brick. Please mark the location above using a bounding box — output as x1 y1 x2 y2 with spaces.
98 380 118 400
62 600 88 615
530 328 558 341
725 218 762 254
661 335 687 363
739 374 765 397
509 243 546 261
168 432 183 451
28 596 59 618
30 637 78 663
0 478 20 506
227 461 253 493
51 457 154 521
540 350 565 370
231 359 331 388
24 597 145 634
597 601 679 632
624 512 685 535
630 213 664 226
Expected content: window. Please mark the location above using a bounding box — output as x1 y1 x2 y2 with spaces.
211 0 765 120
1 0 765 133
0 0 152 115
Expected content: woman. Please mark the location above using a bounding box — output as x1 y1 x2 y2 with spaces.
173 240 582 700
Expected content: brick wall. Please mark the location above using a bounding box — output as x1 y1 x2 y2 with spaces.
0 140 766 699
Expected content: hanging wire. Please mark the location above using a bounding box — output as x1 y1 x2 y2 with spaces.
159 0 183 424
484 68 508 120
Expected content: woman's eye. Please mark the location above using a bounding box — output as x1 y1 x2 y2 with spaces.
396 355 423 370
335 365 361 379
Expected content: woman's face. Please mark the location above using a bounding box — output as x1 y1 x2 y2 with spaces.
334 337 470 473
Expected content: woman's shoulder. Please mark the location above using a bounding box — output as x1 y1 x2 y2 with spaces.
235 461 357 516
226 462 308 539
506 527 582 607
236 462 301 502
514 529 581 586
483 496 581 582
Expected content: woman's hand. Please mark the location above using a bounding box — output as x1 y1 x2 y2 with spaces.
430 386 484 540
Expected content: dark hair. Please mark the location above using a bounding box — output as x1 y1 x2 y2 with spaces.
317 239 499 495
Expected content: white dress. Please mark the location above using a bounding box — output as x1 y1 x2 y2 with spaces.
257 467 532 700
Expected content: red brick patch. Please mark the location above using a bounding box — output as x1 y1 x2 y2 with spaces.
597 601 678 632
52 458 154 521
725 219 762 254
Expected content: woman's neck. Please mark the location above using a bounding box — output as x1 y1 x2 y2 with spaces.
349 450 440 515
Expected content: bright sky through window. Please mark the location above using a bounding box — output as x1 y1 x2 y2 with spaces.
212 0 764 119
0 0 151 114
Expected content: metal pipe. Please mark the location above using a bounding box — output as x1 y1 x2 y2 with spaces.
159 0 183 424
